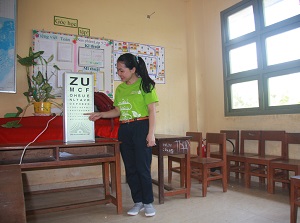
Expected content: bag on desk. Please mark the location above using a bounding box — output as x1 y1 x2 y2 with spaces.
94 92 115 131
94 92 115 112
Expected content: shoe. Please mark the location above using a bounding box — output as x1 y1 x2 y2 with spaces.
127 202 144 216
144 203 156 217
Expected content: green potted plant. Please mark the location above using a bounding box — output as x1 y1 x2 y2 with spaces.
20 47 60 114
2 47 62 128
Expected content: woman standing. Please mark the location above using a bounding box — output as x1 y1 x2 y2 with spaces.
86 53 158 217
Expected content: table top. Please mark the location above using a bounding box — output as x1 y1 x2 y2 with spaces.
0 137 120 150
0 134 190 150
0 116 120 144
155 134 192 140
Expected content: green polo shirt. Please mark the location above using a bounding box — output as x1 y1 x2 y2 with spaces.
113 78 159 121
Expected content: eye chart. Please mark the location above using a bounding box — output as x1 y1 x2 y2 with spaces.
63 72 94 143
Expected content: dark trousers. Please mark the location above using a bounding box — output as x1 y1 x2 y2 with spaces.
118 120 154 204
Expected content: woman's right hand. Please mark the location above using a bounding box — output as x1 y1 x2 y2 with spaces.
84 107 120 121
84 112 103 121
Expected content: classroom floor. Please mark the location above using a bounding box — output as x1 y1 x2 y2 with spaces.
26 176 296 223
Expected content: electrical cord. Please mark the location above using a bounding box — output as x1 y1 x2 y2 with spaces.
19 114 57 165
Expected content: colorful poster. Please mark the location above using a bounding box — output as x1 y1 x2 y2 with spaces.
113 41 165 84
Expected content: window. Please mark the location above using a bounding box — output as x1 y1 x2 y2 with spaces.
221 0 300 116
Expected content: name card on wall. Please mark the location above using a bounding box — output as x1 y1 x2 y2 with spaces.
63 72 95 143
54 16 78 28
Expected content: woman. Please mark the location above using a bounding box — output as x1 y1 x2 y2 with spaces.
86 53 158 217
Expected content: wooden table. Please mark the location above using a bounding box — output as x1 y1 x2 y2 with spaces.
152 134 191 204
0 138 122 217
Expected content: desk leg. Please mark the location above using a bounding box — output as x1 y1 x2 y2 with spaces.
110 163 116 193
103 162 110 198
158 152 164 204
185 151 191 199
114 148 123 214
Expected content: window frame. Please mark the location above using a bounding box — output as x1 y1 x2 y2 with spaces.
221 0 300 116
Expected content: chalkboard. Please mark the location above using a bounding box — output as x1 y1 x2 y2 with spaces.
0 0 16 93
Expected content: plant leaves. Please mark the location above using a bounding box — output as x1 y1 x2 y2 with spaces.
4 106 24 118
33 71 44 85
4 113 18 118
17 48 44 66
1 120 22 128
17 56 34 66
17 47 59 103
53 65 60 70
47 54 54 63
33 51 44 58
42 83 52 92
16 107 23 116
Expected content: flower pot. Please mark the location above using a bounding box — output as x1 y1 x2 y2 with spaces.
34 102 51 115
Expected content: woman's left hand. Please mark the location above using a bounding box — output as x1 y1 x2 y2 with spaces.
146 134 156 147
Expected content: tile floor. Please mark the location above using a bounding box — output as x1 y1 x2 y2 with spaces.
26 177 296 223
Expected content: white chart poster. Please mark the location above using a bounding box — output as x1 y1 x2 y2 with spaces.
33 30 114 98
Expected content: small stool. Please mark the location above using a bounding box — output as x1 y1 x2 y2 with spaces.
290 175 300 223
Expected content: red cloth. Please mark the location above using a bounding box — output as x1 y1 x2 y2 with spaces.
0 116 119 144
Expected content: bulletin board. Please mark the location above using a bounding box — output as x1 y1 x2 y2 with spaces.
0 0 16 93
33 30 114 98
113 41 165 84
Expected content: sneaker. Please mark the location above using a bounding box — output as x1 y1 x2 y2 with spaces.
144 203 156 217
127 202 144 216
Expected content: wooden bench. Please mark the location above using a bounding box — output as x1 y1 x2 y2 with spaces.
0 165 26 223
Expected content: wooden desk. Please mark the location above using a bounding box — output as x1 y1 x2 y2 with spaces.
152 134 191 204
0 138 122 216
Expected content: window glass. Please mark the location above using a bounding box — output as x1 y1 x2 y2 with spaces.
263 0 300 26
229 43 258 74
228 6 255 40
268 72 300 106
266 28 300 65
231 80 259 109
222 0 300 115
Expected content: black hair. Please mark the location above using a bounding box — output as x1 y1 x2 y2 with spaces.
117 53 155 93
